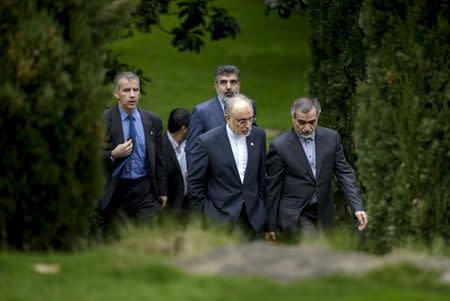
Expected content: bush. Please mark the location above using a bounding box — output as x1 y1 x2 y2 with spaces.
355 0 450 253
306 0 366 224
0 1 136 250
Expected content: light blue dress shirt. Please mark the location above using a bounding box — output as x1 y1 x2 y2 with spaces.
118 107 148 179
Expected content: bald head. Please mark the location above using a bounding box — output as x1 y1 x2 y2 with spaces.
224 94 254 136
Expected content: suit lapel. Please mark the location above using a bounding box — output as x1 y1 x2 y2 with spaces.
141 110 156 174
218 126 242 184
243 131 256 185
165 133 182 172
314 127 325 180
110 105 124 146
287 129 315 181
211 97 226 125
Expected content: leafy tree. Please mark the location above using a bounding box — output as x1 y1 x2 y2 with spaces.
355 0 450 253
0 0 240 250
266 0 366 226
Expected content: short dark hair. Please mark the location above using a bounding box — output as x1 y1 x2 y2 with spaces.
291 97 321 118
215 65 240 82
114 71 139 90
168 108 191 133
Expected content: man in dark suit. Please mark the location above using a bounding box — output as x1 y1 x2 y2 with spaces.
99 71 167 230
162 108 190 212
265 97 368 242
185 65 256 166
188 94 266 239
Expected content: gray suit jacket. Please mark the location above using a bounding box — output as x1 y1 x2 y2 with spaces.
98 105 167 211
266 127 364 233
188 125 267 232
186 96 257 166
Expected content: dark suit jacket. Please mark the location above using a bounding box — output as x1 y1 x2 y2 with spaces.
186 96 257 166
162 132 187 209
188 125 267 233
98 105 167 211
266 127 364 233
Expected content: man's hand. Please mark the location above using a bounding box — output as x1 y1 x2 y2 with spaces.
159 196 168 208
355 211 368 231
265 231 277 243
111 140 133 159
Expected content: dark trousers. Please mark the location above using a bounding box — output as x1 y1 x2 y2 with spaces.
101 177 161 235
298 202 319 237
235 203 259 241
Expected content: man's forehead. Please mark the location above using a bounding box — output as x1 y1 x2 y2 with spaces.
119 78 139 87
217 74 239 80
295 109 317 119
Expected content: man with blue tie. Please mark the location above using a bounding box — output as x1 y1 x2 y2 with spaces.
188 94 266 240
185 65 257 166
98 72 167 229
265 97 368 242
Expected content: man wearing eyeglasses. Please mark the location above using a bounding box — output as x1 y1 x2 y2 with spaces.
188 94 266 240
185 65 257 167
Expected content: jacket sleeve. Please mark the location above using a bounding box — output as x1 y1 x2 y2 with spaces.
187 137 209 212
265 141 285 231
185 107 203 168
154 117 168 197
333 133 364 213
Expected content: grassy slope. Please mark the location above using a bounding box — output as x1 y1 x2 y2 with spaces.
1 248 449 301
109 0 310 131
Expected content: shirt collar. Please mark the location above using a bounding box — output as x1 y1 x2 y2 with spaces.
118 105 139 121
226 124 248 140
296 130 316 142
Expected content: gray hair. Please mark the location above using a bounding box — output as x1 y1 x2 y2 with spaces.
114 71 140 90
224 94 252 115
215 65 240 82
290 97 321 118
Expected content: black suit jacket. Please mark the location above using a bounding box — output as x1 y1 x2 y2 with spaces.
188 125 267 232
98 105 167 210
186 96 257 166
162 132 187 209
266 127 364 233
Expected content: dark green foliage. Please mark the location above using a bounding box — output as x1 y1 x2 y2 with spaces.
125 0 240 53
355 0 450 253
0 0 137 250
306 0 366 226
171 0 240 53
265 0 367 226
306 0 366 165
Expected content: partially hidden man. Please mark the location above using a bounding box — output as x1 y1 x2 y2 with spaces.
99 71 167 230
265 97 368 242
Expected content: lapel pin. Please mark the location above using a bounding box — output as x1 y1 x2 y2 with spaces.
150 131 153 135
250 142 254 146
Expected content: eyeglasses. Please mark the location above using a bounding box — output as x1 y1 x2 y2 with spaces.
234 116 256 126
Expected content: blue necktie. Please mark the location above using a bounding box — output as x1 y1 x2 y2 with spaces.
128 115 136 149
112 115 135 178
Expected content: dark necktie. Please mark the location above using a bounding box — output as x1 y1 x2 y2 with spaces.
128 115 136 151
112 115 136 177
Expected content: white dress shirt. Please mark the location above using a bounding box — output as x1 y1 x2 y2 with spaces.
167 132 188 195
226 124 248 183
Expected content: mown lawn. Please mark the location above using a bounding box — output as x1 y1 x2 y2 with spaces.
1 246 449 301
109 0 310 131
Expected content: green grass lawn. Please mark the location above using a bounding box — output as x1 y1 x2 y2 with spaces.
1 246 449 301
109 0 310 131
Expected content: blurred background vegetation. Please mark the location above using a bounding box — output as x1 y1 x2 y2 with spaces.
0 0 448 274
